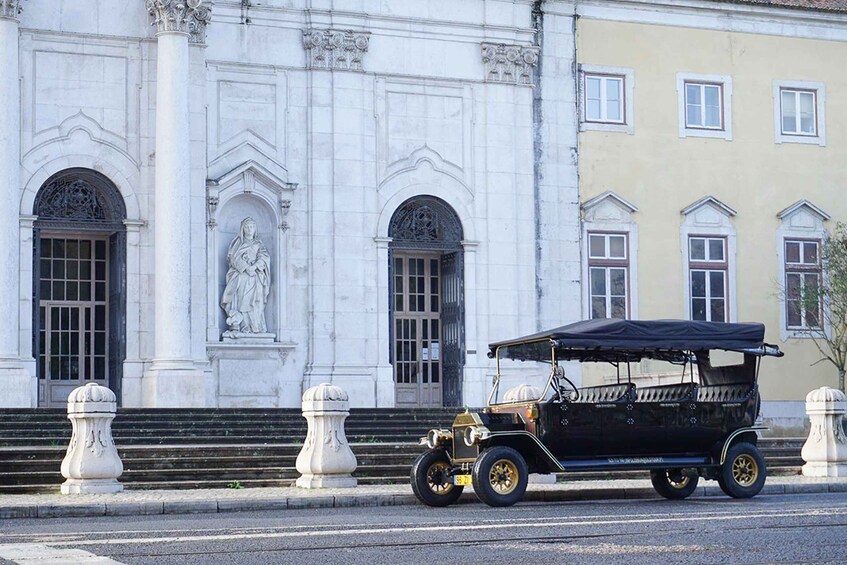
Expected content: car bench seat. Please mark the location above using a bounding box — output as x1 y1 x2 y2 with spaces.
635 382 697 403
572 383 635 403
696 382 755 403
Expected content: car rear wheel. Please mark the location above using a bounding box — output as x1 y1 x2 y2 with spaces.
472 446 528 507
650 469 699 500
410 449 464 507
718 442 767 499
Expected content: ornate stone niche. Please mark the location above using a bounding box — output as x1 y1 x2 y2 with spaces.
205 154 298 407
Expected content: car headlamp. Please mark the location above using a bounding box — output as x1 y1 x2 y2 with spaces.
463 425 491 447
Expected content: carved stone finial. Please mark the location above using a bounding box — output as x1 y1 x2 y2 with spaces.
147 0 212 43
481 43 540 85
303 29 370 71
0 0 24 20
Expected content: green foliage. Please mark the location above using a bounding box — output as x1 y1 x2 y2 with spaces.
227 480 244 489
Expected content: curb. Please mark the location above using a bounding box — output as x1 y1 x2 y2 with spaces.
0 481 839 520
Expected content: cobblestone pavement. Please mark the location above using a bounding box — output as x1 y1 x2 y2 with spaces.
2 475 847 520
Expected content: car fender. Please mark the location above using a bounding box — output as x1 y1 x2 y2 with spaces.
719 426 767 465
483 431 564 473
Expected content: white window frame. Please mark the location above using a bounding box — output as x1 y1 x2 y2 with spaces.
688 236 729 323
776 200 831 339
676 72 733 141
773 80 826 146
588 232 630 320
580 64 635 135
783 239 822 331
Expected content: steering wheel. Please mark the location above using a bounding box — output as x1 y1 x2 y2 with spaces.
553 368 579 402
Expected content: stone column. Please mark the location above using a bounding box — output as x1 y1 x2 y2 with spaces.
142 1 210 406
801 386 847 476
0 1 34 407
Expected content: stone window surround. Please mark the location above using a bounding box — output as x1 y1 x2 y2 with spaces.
579 64 635 135
676 72 733 141
680 196 737 323
773 80 827 147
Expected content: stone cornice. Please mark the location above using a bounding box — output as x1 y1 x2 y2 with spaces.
146 0 212 44
0 0 24 20
302 29 370 71
481 43 539 85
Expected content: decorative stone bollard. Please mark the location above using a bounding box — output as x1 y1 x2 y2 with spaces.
60 383 124 494
503 384 543 402
801 386 847 477
295 383 357 488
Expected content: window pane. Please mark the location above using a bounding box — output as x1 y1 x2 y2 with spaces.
606 99 621 121
787 298 802 327
686 84 701 126
589 235 605 258
690 238 706 261
704 86 721 128
786 273 801 299
686 104 701 127
611 297 626 320
710 271 725 298
708 239 724 262
781 90 796 133
591 297 607 319
785 241 801 263
610 268 627 296
586 77 601 99
710 299 726 323
799 92 815 134
609 236 626 258
587 99 601 120
691 271 706 298
590 268 606 295
803 242 818 265
692 298 707 321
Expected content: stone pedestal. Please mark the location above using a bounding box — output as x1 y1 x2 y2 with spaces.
801 386 847 477
60 383 124 494
295 383 357 488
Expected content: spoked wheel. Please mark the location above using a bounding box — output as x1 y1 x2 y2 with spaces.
410 449 463 507
650 468 699 500
472 446 528 507
718 442 767 499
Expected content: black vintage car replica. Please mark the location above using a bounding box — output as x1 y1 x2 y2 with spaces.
411 319 784 507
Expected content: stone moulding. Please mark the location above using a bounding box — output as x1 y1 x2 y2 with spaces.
481 42 540 85
0 0 23 19
146 0 212 44
302 29 370 71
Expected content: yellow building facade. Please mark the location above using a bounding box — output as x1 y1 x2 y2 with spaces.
574 0 847 431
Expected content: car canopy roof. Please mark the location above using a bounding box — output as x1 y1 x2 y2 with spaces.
488 319 781 362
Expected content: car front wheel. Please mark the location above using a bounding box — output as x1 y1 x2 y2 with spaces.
650 469 699 500
471 446 528 507
410 449 464 507
718 442 767 499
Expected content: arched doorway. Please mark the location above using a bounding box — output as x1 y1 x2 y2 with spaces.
388 196 464 407
32 169 127 407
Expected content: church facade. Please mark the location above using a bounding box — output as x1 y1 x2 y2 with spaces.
0 0 580 409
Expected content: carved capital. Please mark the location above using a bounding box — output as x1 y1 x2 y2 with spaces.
303 29 370 71
0 0 24 20
481 43 539 85
147 0 212 43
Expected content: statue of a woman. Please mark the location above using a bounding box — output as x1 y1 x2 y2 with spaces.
221 217 271 335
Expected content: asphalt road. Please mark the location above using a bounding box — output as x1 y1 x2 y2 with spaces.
2 492 847 564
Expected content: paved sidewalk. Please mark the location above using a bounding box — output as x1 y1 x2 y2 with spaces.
2 475 847 520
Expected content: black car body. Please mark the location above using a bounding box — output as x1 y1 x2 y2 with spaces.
411 319 784 507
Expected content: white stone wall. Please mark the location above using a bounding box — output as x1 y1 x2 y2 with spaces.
8 0 582 408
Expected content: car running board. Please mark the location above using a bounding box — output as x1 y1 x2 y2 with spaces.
559 455 713 472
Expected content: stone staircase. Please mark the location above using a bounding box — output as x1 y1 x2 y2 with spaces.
0 409 805 494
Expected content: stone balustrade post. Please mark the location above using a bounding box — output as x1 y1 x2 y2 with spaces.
295 383 357 488
801 386 847 477
60 383 124 494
